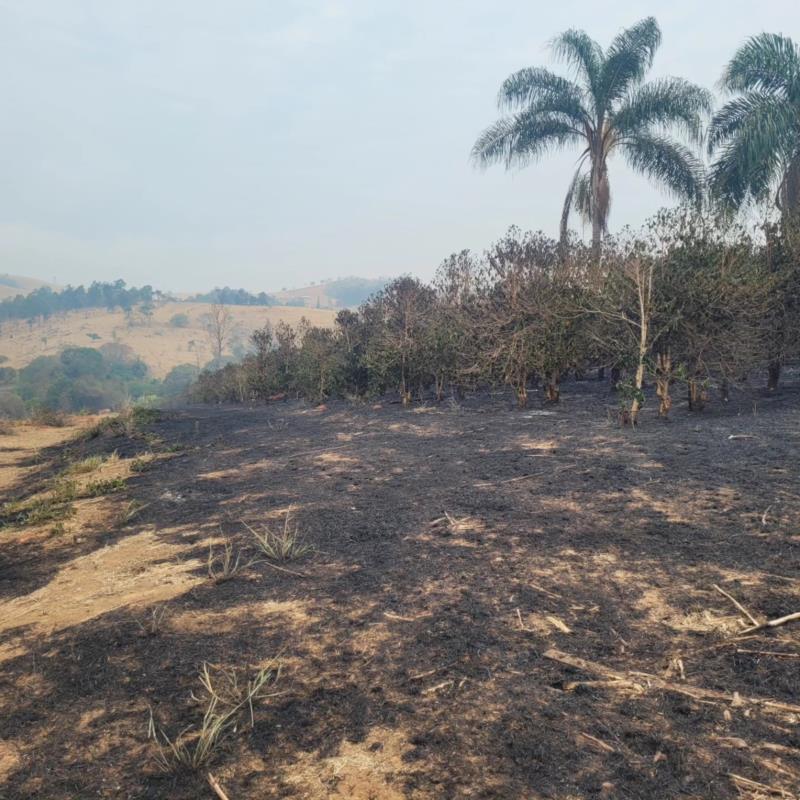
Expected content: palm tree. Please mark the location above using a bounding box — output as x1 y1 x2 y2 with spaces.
709 33 800 219
472 17 711 256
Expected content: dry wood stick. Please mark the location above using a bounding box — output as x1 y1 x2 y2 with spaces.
728 772 796 798
577 732 616 753
543 648 800 715
207 772 231 800
741 611 800 635
713 583 760 627
423 680 454 695
736 649 800 659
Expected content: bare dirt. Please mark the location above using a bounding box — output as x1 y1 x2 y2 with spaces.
0 377 798 799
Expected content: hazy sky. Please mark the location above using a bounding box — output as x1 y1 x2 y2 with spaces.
1 1 798 293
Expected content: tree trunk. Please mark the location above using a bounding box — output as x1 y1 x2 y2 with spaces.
655 352 672 419
687 378 706 412
515 384 528 409
767 360 781 391
591 208 602 261
545 371 560 403
597 367 605 382
610 366 621 392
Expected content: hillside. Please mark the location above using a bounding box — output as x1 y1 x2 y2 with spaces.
0 302 337 378
0 274 57 301
273 277 387 309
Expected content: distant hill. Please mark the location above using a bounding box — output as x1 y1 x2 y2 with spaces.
0 274 57 301
273 277 388 309
0 302 337 379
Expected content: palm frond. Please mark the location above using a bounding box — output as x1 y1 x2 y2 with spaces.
497 67 586 115
550 29 603 105
472 112 582 169
601 17 662 103
560 161 590 241
709 92 797 205
612 78 712 143
622 133 706 202
721 33 800 96
707 92 793 150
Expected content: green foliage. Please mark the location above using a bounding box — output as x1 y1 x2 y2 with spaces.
190 210 793 415
472 17 710 248
169 313 190 328
0 279 157 324
187 287 277 306
81 477 126 497
10 346 162 415
709 33 800 215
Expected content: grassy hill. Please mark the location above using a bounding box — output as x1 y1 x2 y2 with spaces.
273 276 387 309
0 274 57 301
0 302 337 378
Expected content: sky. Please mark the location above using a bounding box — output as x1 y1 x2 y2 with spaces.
0 1 798 293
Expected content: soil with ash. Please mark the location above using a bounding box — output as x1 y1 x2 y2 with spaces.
1 376 799 799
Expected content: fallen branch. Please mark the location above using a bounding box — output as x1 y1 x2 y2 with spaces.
736 649 800 659
577 732 615 753
208 773 231 800
741 611 800 635
713 583 760 627
384 611 431 623
422 680 454 695
728 772 796 798
543 648 800 715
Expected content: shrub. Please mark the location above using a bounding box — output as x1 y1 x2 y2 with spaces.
169 313 190 328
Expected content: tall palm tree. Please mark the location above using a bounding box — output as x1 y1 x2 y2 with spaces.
709 33 800 219
472 17 711 256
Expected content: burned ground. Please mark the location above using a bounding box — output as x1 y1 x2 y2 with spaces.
1 378 798 799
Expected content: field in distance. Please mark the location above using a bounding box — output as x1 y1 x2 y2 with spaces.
0 274 57 301
0 302 337 378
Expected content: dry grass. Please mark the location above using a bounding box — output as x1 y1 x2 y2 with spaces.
2 302 337 378
137 604 169 637
244 514 313 561
147 659 282 772
207 541 253 584
66 453 108 475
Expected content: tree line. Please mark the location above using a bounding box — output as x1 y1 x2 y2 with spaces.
0 281 157 325
191 20 800 421
191 208 799 423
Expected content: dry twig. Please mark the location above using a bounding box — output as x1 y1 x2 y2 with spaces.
713 583 760 627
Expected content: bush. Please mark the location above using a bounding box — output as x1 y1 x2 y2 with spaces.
0 390 25 420
169 313 190 328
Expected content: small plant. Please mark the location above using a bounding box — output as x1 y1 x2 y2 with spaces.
81 476 126 498
138 604 169 637
1 479 77 528
244 513 312 561
118 499 150 525
130 454 155 473
67 454 105 474
616 379 645 427
0 419 14 435
147 659 281 772
207 541 252 584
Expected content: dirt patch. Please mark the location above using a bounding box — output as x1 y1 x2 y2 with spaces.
0 378 799 798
